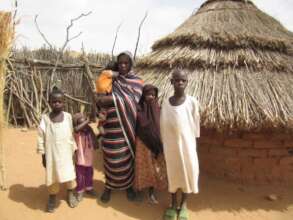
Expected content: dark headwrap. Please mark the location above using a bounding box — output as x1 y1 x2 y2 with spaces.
136 84 163 156
117 51 134 68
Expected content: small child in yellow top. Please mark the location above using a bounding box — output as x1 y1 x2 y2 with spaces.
95 70 119 94
96 58 119 95
95 63 119 146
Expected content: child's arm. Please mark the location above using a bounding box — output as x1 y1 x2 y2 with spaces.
41 155 46 168
111 71 119 78
89 127 98 149
69 114 78 152
193 98 200 138
37 116 46 168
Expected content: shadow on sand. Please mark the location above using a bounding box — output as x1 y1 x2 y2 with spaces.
8 184 48 211
8 151 293 219
93 174 293 220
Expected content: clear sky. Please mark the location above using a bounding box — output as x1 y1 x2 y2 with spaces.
1 0 293 55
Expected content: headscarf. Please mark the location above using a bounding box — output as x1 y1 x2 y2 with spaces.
136 84 163 156
117 51 134 70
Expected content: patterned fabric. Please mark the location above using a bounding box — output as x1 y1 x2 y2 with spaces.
102 72 143 190
134 137 168 191
112 73 143 155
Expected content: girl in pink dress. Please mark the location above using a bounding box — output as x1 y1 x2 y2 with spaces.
73 113 98 201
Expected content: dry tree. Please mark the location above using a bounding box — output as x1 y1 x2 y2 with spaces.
34 11 92 97
133 11 148 61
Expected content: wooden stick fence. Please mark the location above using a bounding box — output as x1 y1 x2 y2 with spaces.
4 58 104 127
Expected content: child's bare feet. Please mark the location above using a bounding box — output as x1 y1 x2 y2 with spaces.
46 194 56 213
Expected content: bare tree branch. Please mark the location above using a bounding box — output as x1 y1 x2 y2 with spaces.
68 31 83 42
34 15 54 50
111 22 123 59
133 11 148 61
80 43 97 121
34 11 92 99
61 11 92 53
65 11 92 40
50 11 92 91
13 0 18 25
81 42 86 57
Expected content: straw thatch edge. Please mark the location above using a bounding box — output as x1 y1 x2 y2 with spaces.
152 34 292 54
0 11 14 190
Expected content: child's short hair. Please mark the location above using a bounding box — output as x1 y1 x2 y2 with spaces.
49 86 64 101
171 68 187 79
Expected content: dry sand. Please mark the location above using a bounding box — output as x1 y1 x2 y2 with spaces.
0 128 293 220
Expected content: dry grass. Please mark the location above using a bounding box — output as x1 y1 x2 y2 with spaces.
136 0 293 132
0 11 14 189
12 47 112 66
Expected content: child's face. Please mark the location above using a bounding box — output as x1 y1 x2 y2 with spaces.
171 72 188 92
144 90 156 103
49 94 64 112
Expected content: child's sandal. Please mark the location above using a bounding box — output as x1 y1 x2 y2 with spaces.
67 190 78 208
178 207 189 220
86 189 97 197
148 193 158 204
163 208 177 220
76 192 83 202
46 194 56 213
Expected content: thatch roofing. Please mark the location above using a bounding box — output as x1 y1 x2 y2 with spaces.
0 11 14 189
136 0 293 132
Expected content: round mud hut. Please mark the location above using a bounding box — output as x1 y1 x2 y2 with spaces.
136 0 293 184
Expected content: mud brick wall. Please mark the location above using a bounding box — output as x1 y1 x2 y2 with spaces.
198 129 293 184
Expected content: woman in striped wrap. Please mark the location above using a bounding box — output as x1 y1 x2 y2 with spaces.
97 51 143 203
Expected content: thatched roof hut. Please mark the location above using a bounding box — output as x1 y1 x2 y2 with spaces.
136 0 293 184
137 0 293 132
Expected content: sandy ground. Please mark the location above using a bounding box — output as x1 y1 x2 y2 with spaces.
0 128 293 220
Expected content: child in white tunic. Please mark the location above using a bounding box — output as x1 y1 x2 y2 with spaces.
37 88 78 212
160 69 200 220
